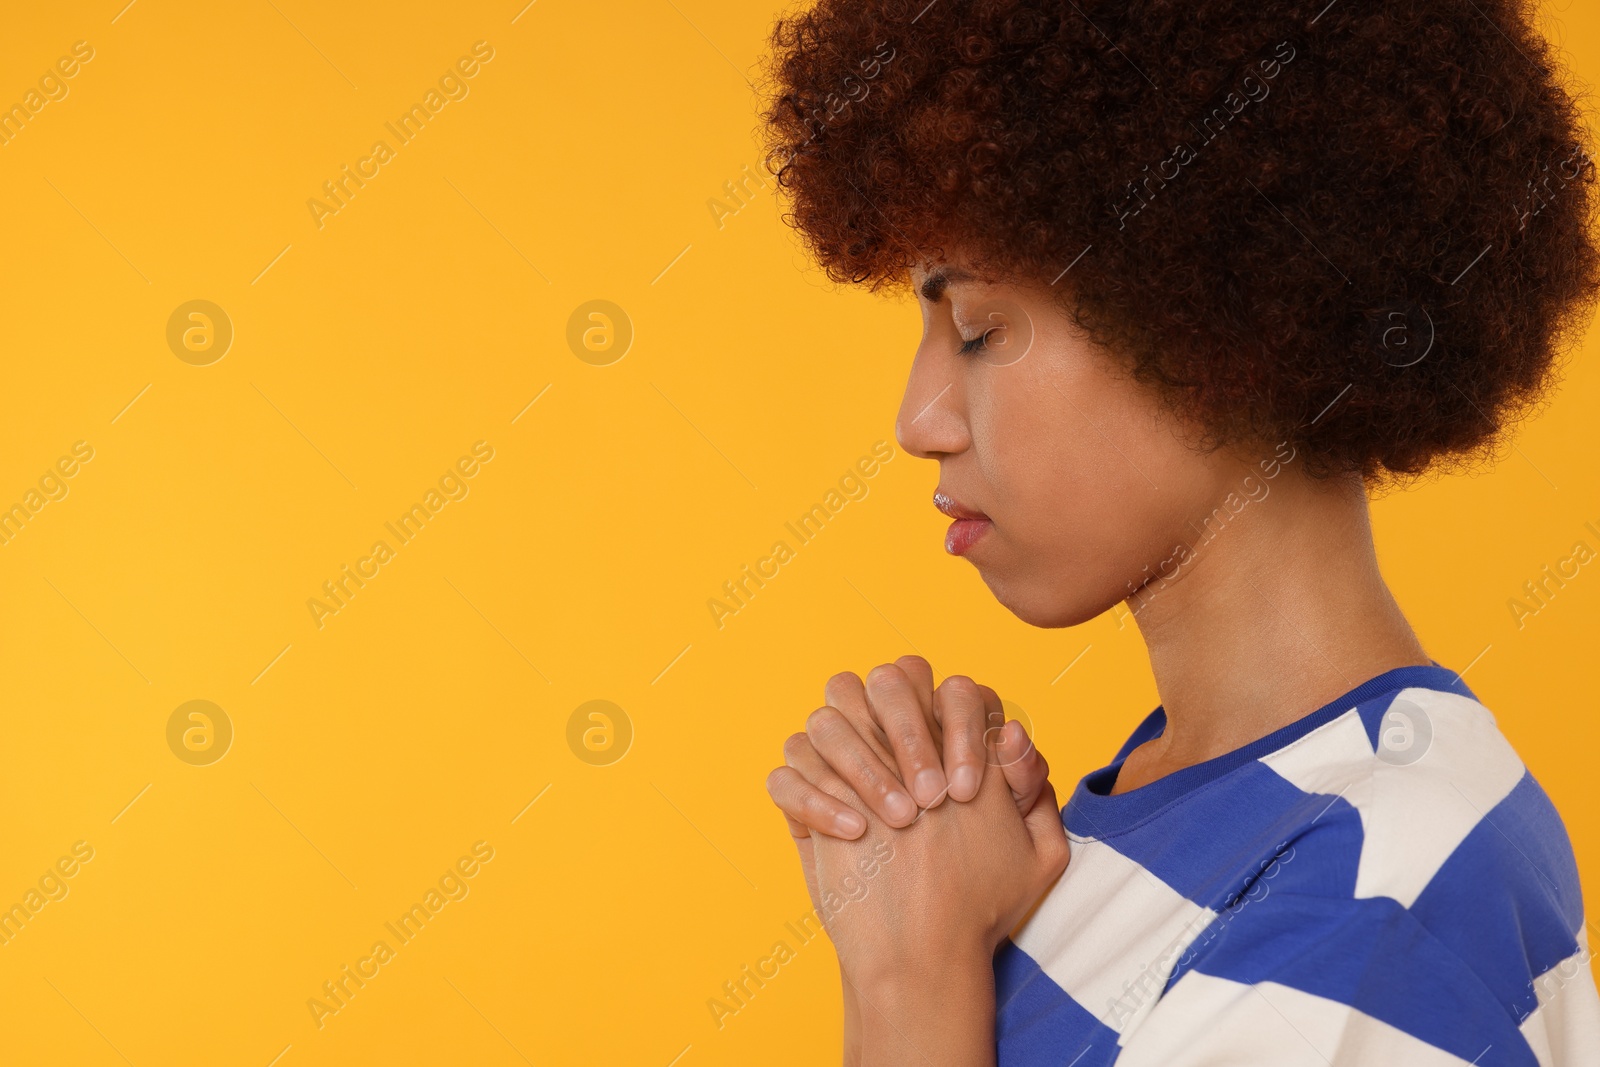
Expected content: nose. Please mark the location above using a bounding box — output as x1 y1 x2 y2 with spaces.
894 342 969 461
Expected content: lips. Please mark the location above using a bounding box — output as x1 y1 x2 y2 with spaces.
933 491 992 556
933 491 987 521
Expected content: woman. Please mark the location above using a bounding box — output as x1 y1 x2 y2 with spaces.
759 1 1600 1063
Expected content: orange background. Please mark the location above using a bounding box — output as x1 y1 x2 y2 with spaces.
0 1 1593 1064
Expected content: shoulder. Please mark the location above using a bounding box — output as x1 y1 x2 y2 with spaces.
1256 683 1579 919
1219 683 1595 1059
1258 683 1552 906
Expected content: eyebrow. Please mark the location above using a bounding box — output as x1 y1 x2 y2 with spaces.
918 267 977 303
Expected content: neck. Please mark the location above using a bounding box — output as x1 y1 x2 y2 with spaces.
1118 463 1430 789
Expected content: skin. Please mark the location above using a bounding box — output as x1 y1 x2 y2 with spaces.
765 254 1433 1065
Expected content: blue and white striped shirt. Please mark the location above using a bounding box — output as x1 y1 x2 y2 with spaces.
995 663 1598 1065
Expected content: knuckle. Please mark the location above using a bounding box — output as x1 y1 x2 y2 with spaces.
895 724 931 754
841 746 886 793
865 662 905 689
895 654 931 674
824 670 863 700
805 706 844 739
945 723 984 758
799 789 835 820
952 729 985 760
937 677 987 742
782 731 812 762
938 673 982 700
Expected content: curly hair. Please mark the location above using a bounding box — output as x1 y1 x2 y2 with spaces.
760 0 1600 481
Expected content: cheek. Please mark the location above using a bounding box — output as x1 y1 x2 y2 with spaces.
970 354 1202 624
979 355 1158 537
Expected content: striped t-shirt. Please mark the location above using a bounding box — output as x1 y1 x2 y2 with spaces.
994 663 1598 1065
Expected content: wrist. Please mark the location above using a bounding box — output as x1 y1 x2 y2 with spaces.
851 947 997 1067
840 959 862 1067
847 933 995 994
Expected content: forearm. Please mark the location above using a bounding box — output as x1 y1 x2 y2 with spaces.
851 950 997 1067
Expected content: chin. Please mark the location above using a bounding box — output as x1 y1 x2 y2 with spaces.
980 571 1112 629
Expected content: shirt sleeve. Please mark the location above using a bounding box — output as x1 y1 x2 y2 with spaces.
1109 887 1599 1067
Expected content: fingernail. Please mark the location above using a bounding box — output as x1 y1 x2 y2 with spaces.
914 768 947 806
950 765 979 799
884 791 916 822
835 810 866 836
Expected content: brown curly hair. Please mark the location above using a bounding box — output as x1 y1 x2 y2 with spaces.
760 0 1600 481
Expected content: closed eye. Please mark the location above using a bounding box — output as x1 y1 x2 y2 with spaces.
958 324 1001 355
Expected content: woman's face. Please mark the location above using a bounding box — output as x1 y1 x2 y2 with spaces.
896 258 1260 628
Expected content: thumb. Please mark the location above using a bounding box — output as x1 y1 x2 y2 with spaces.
993 718 1049 815
1021 777 1070 879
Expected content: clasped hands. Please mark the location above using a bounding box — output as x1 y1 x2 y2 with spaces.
765 655 1070 996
